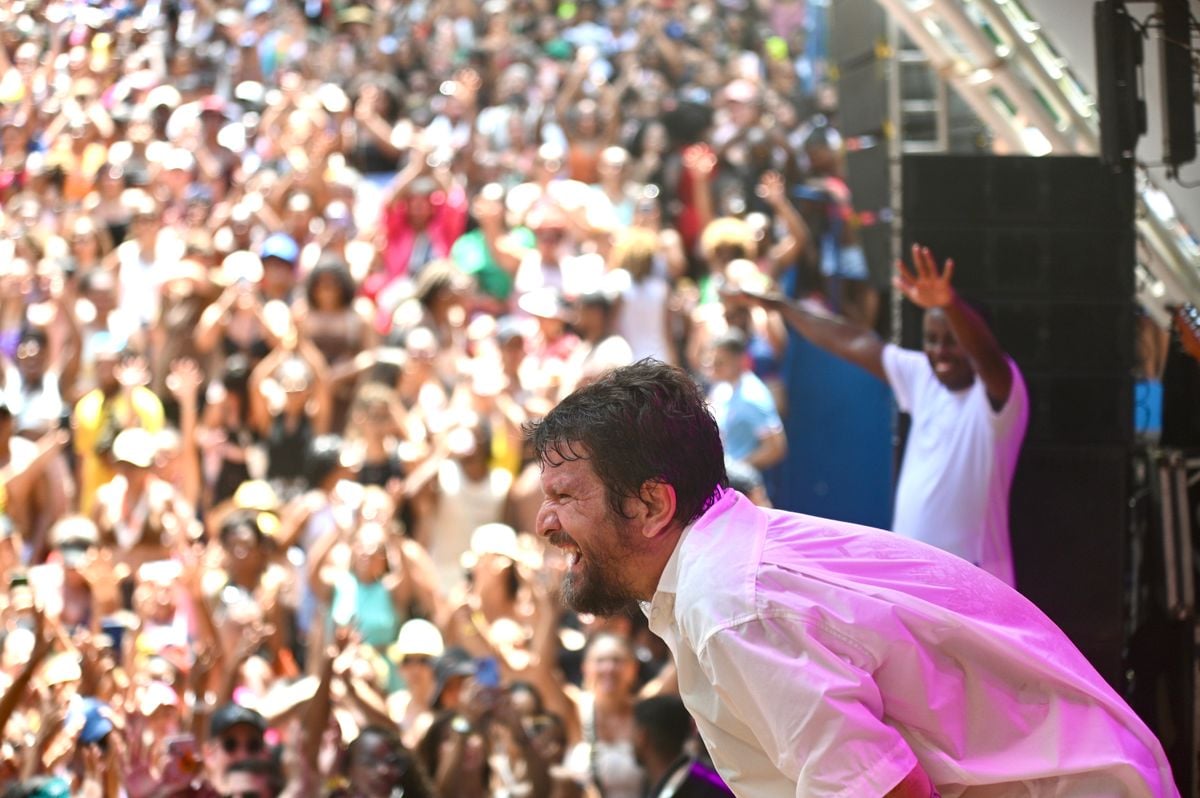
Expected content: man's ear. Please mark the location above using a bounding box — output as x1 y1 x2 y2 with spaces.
638 480 677 540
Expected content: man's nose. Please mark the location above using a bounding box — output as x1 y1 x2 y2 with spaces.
535 503 559 539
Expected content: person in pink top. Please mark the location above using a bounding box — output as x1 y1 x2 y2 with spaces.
370 151 468 298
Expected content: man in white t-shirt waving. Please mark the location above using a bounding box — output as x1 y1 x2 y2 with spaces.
742 244 1027 585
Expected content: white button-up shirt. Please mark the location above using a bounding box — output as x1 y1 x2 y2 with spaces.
645 489 1176 798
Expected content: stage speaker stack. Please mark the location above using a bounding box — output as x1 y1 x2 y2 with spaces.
828 0 893 295
901 154 1136 687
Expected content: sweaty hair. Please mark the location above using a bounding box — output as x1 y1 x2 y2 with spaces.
633 695 694 761
526 359 728 528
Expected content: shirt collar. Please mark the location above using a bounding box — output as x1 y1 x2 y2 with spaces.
651 486 737 598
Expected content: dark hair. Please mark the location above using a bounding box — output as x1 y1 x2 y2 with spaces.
219 509 267 547
526 359 728 528
17 326 47 347
506 680 545 715
713 327 748 356
633 695 694 761
305 258 356 310
347 726 436 798
305 434 345 488
413 259 469 308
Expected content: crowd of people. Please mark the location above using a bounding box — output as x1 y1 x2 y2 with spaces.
0 0 861 795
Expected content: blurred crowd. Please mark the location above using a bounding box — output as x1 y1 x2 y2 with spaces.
0 0 865 795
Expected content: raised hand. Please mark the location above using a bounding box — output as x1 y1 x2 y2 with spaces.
166 358 203 406
894 244 956 310
116 356 151 390
682 144 718 181
721 282 788 312
756 171 788 208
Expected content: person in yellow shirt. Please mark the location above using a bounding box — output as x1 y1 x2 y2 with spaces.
73 347 164 515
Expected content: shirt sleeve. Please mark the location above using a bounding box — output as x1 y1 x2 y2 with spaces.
697 612 918 798
881 343 927 414
988 358 1029 432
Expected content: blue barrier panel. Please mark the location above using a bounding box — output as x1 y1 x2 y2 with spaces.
767 331 894 529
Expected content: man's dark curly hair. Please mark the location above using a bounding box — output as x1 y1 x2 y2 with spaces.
526 359 729 527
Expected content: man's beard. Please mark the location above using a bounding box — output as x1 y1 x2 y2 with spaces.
559 519 645 617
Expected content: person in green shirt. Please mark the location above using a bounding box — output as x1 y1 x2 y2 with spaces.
451 183 535 314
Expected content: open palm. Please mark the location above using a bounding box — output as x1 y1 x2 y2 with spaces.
893 244 956 309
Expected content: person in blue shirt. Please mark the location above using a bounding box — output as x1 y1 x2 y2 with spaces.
706 329 786 472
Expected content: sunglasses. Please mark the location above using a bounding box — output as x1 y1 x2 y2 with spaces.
221 735 264 756
536 229 565 243
222 793 265 798
401 654 433 667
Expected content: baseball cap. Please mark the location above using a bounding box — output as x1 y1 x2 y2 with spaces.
210 703 267 737
460 523 539 570
44 653 83 686
112 428 157 469
259 232 299 265
388 619 445 663
50 516 100 566
71 697 115 744
432 647 477 707
517 287 573 322
245 0 273 18
724 78 761 104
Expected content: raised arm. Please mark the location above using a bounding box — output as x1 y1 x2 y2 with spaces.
166 359 204 509
247 344 288 437
739 290 886 381
758 171 811 277
894 244 1012 408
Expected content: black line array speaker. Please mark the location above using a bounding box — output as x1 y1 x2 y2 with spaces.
1095 0 1147 166
901 154 1136 446
901 154 1136 687
1158 0 1196 169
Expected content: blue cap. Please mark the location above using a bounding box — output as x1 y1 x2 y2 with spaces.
71 697 114 744
245 0 273 18
259 232 299 264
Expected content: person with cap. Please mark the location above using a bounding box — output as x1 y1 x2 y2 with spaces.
387 618 445 748
428 646 478 716
45 515 106 630
205 703 270 793
530 360 1175 796
72 345 165 517
518 287 581 400
258 232 301 305
559 287 634 401
92 427 190 570
706 327 787 474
